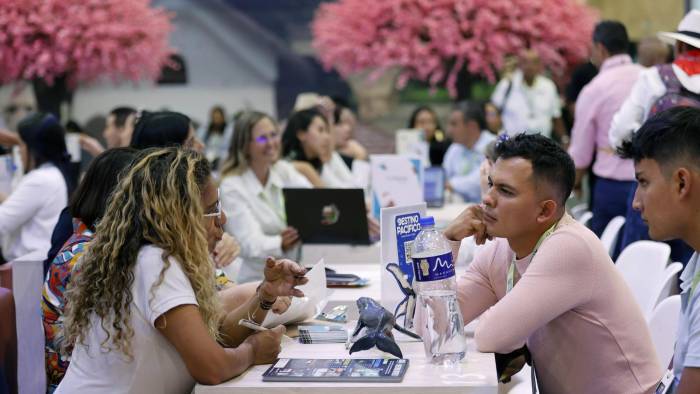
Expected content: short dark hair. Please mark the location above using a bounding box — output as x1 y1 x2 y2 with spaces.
69 147 138 229
109 106 137 129
130 110 191 149
618 106 700 172
454 101 486 130
494 133 575 206
593 20 629 55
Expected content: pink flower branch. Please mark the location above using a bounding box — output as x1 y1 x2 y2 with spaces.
0 0 174 87
312 0 597 97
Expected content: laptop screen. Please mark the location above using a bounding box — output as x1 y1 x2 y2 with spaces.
283 188 370 245
423 166 445 208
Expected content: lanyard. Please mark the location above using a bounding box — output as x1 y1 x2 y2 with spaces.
506 220 559 293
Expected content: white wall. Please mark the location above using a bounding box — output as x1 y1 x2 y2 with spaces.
72 84 275 125
72 0 280 125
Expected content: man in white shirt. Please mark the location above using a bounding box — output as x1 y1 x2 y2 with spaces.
609 10 700 149
608 10 700 264
491 50 566 143
443 101 496 203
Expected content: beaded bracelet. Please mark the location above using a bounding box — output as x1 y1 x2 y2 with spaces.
259 298 276 310
256 283 277 310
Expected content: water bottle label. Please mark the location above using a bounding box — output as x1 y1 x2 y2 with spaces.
413 252 454 282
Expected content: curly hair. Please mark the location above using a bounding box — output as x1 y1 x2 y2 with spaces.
62 147 221 358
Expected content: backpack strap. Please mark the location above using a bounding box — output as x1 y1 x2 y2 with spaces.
657 64 682 94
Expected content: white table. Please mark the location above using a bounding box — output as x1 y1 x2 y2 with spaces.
194 335 497 394
195 261 497 394
326 264 381 302
301 243 381 265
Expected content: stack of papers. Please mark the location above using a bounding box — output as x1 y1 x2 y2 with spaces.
298 325 348 344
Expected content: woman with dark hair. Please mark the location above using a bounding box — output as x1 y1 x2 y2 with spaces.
282 107 329 187
332 103 367 167
42 147 138 392
483 102 505 135
197 106 233 169
282 107 358 187
44 110 206 270
130 110 204 152
0 113 76 262
408 105 451 166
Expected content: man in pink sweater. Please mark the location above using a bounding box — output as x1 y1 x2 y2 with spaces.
444 134 661 393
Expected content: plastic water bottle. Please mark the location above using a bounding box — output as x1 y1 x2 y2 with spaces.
411 216 466 364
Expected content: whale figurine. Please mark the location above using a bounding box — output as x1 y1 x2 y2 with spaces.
349 297 421 358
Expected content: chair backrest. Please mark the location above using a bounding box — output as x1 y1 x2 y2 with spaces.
653 262 683 309
578 211 593 227
569 203 589 221
11 252 46 394
600 216 626 256
616 241 671 319
648 295 682 370
0 287 17 394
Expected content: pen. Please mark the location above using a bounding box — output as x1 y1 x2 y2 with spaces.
238 319 293 341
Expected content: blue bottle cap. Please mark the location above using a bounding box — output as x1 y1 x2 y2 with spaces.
419 216 435 227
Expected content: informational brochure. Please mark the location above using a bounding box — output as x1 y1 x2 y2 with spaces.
263 358 409 383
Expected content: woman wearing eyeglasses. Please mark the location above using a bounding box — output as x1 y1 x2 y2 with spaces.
220 111 312 283
56 148 308 393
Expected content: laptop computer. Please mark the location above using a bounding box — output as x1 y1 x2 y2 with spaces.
283 188 370 245
423 166 445 208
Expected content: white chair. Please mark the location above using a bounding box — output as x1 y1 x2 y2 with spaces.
648 295 681 370
600 216 626 257
616 241 671 319
569 203 588 221
11 251 46 394
653 262 683 309
577 211 593 227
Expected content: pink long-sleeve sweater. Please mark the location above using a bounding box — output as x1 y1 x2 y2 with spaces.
455 213 661 393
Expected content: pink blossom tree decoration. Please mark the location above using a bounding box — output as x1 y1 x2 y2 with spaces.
0 0 174 117
312 0 598 97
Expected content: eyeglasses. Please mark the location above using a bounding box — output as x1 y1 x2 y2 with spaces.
253 131 279 145
203 189 223 224
4 104 34 115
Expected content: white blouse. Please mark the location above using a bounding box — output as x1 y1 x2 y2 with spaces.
0 164 67 261
220 160 311 283
321 152 357 188
56 245 197 394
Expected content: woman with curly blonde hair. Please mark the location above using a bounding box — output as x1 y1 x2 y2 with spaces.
56 147 307 393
